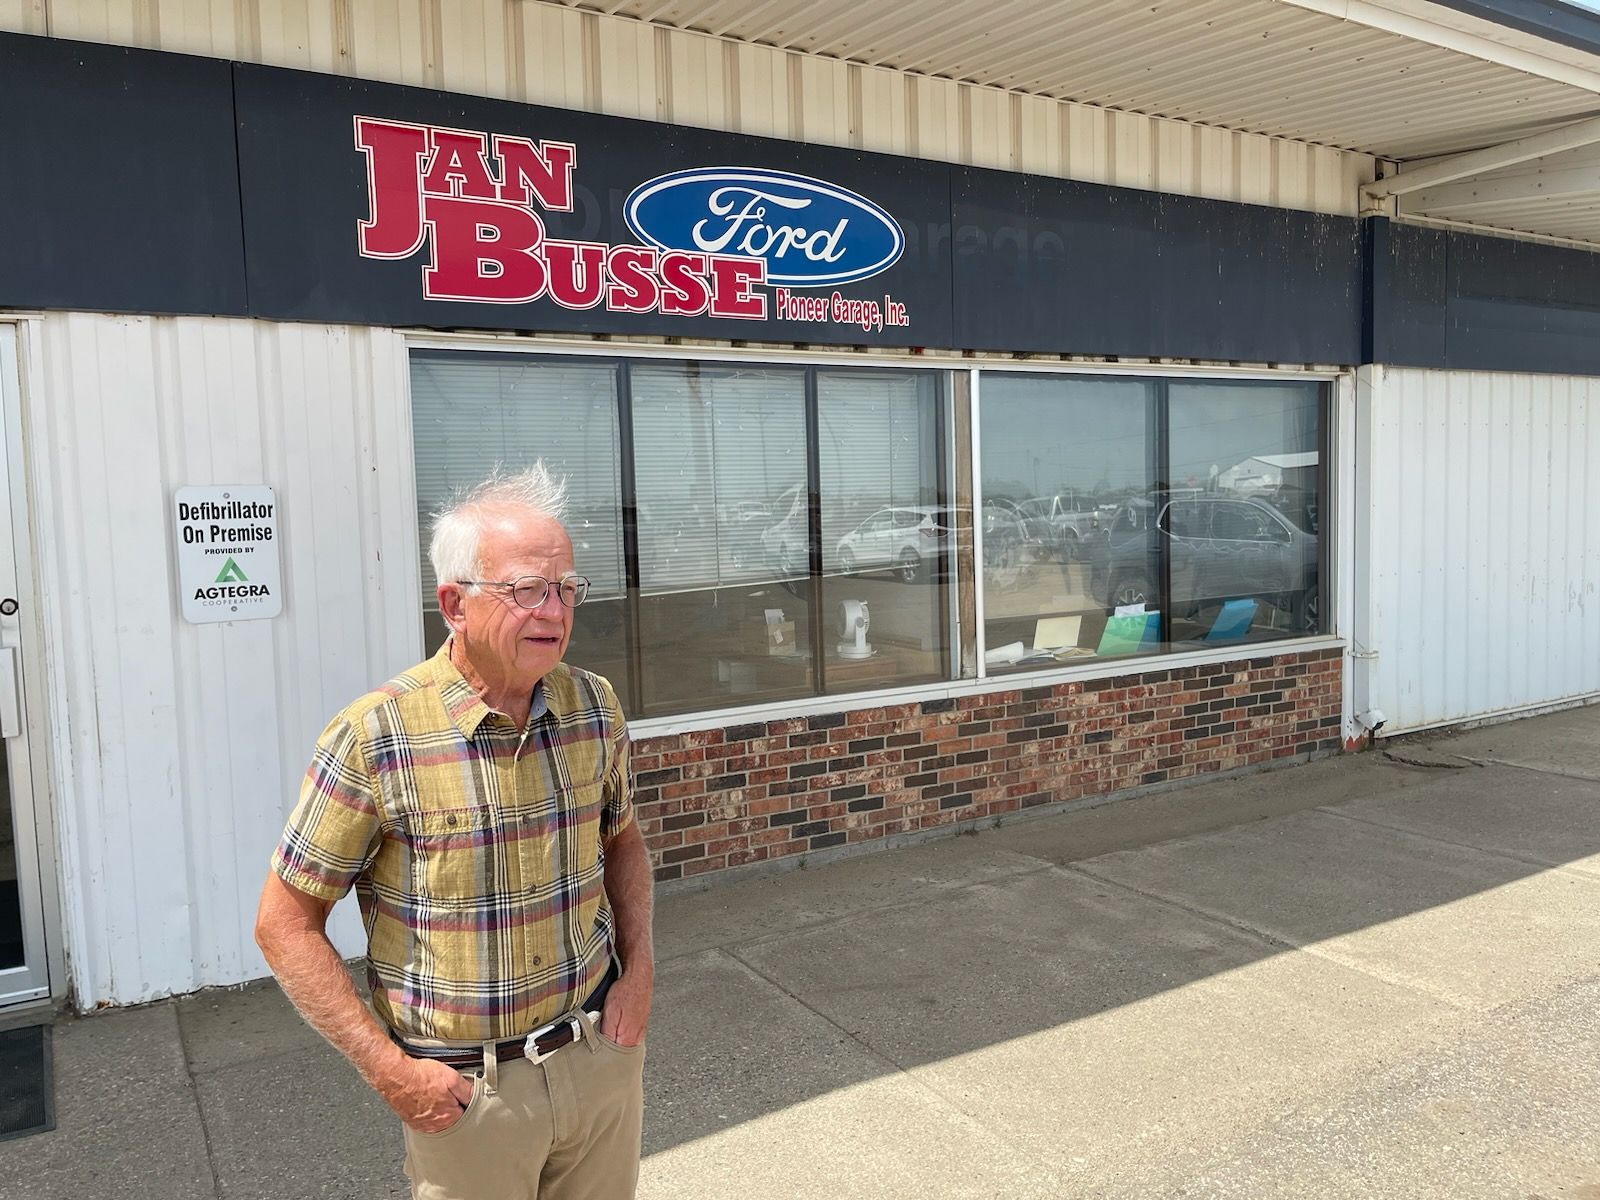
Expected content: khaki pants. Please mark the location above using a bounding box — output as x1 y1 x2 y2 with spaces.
402 1009 645 1200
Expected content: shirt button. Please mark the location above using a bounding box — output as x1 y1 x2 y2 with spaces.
532 955 542 965
445 814 458 827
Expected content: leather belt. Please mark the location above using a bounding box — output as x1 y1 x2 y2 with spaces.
416 962 617 1069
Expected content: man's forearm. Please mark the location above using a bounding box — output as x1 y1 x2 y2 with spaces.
605 821 656 978
256 889 407 1089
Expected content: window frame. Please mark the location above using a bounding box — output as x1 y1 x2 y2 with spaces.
405 339 1340 731
408 345 956 720
969 367 1333 676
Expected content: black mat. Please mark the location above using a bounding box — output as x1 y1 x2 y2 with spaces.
0 1024 54 1142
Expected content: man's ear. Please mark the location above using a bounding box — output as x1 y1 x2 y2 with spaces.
438 582 469 634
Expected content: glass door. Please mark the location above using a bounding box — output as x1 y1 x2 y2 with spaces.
0 325 48 1006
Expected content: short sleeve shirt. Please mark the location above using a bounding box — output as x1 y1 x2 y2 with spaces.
271 641 633 1045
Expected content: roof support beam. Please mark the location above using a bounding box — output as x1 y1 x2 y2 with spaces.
1364 113 1600 199
1398 143 1600 213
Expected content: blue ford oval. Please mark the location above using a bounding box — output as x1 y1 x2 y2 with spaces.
624 167 905 288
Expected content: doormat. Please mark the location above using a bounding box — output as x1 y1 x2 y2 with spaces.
0 1024 54 1142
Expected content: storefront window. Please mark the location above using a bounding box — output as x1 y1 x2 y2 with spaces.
818 370 949 695
1165 381 1323 644
632 363 814 712
409 352 631 692
411 352 951 719
979 375 1160 669
979 373 1324 671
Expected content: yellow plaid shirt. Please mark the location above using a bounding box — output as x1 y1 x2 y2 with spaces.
272 641 633 1045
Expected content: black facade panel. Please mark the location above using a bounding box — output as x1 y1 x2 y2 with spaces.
1370 221 1600 375
950 168 1364 364
1366 218 1448 367
1447 232 1600 375
0 33 247 316
233 63 956 348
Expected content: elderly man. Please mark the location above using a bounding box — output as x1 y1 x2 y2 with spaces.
255 464 653 1200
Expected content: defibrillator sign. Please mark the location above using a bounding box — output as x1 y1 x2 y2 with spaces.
174 486 283 623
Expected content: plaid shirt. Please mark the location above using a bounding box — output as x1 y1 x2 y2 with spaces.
272 641 633 1045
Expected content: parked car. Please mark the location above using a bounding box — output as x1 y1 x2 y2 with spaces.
1091 495 1319 632
835 505 951 583
1017 490 1104 561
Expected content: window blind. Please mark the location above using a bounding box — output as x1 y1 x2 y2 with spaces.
631 364 807 595
818 372 934 572
409 356 624 601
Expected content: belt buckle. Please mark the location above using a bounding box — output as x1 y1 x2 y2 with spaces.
523 1014 582 1065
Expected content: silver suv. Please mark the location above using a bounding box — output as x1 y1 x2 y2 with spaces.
1093 495 1319 633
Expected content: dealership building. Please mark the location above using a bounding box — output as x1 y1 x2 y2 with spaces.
1 0 1598 1011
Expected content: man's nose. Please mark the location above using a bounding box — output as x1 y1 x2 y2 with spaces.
531 587 566 616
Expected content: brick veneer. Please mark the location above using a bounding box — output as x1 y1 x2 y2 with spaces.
633 647 1344 884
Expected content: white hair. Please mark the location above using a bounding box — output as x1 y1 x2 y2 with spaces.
429 462 570 587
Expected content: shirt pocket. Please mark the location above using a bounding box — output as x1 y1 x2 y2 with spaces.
401 805 500 904
514 780 606 894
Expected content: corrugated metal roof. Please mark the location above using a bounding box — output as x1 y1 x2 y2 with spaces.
548 0 1600 160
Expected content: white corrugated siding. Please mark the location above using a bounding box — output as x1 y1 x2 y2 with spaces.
543 0 1600 160
0 0 1373 214
1361 367 1600 734
23 313 419 1005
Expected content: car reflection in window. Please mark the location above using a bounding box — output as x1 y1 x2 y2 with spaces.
1091 494 1319 636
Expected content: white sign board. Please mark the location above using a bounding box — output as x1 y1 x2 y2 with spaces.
174 486 283 623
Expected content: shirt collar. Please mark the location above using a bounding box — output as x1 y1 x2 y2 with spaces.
431 638 552 739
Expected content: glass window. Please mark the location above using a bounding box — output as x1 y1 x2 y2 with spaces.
411 353 951 720
819 369 949 695
1167 381 1323 647
631 363 813 714
979 374 1161 670
977 372 1324 670
409 352 631 693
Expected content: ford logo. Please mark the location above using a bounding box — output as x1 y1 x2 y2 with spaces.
624 167 905 287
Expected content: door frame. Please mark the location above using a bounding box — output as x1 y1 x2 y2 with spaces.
0 321 61 1008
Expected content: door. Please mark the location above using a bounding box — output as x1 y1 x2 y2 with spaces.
0 325 48 1006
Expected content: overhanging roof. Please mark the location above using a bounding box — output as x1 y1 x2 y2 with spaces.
549 0 1600 245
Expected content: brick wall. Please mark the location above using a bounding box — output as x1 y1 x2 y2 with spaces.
633 647 1343 884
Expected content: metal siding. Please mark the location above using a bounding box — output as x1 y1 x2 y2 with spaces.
0 0 1373 215
543 0 1600 159
1367 367 1600 733
26 313 418 1006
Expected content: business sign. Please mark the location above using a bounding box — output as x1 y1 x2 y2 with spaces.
235 67 953 347
173 486 283 624
348 117 914 333
6 36 1369 365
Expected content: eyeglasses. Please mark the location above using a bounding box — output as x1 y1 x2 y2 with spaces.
456 574 591 609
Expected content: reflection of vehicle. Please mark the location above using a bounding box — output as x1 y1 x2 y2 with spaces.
1092 496 1319 632
1018 491 1103 561
759 484 809 577
981 501 1029 580
984 497 1049 563
836 506 950 583
1253 484 1320 535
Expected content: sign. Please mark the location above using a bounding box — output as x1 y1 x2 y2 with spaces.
346 117 917 333
234 66 954 347
623 167 905 287
173 486 283 624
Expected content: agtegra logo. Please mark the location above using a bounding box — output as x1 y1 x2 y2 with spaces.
623 168 905 287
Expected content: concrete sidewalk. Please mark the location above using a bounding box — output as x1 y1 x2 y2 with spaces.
5 705 1600 1198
